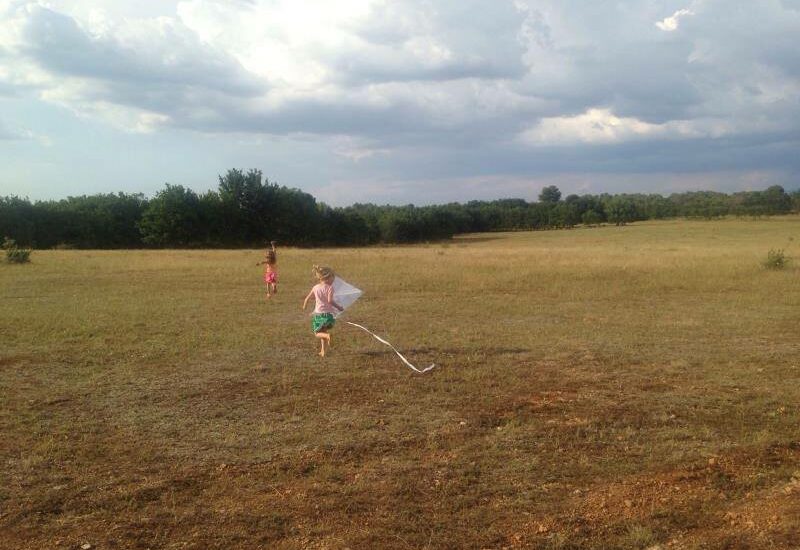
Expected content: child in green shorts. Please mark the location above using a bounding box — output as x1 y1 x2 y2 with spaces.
302 265 344 357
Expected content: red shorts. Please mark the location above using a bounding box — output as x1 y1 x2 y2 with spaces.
265 271 277 284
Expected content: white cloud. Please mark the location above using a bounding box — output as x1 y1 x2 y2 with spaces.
519 108 700 145
656 8 694 31
175 0 373 89
519 103 799 147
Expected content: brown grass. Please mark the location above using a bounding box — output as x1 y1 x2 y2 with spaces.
1 217 799 549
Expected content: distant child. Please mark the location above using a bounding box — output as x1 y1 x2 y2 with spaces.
302 265 344 357
256 240 278 299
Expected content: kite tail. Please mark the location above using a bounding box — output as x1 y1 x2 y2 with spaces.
346 321 436 373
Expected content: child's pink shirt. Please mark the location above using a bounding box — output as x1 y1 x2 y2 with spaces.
312 282 337 314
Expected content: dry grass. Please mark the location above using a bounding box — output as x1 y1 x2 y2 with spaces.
2 217 799 549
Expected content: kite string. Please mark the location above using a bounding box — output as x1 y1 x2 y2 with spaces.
345 321 436 374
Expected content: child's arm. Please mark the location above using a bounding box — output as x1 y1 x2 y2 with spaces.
302 290 314 310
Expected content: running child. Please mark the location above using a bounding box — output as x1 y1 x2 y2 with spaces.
302 265 343 357
255 240 278 299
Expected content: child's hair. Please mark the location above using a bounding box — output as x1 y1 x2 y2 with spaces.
264 241 277 264
312 265 335 282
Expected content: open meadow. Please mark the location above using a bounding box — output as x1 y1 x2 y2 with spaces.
2 217 800 549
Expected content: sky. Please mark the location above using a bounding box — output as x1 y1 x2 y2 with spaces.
1 0 799 206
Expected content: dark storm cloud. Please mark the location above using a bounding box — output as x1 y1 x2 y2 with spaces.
21 5 262 97
12 1 800 143
2 0 799 199
517 40 703 123
513 0 800 125
349 129 800 185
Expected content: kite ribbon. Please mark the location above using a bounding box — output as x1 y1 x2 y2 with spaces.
345 321 436 374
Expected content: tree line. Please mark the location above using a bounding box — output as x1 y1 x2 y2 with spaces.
1 170 798 248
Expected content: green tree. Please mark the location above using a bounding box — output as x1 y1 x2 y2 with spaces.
581 209 603 226
539 185 562 203
604 196 637 226
670 191 728 218
0 196 35 246
762 185 792 214
790 189 800 213
548 203 580 228
642 194 673 219
217 168 273 245
138 184 201 246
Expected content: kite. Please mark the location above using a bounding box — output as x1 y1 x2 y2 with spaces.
331 276 363 314
331 276 436 374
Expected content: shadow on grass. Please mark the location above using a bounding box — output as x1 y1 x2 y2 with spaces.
450 234 505 244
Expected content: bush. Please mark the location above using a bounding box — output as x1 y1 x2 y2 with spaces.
763 249 788 270
3 237 31 264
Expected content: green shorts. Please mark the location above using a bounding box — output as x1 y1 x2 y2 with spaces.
311 313 335 333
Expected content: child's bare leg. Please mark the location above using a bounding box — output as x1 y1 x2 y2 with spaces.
315 331 330 357
271 283 278 295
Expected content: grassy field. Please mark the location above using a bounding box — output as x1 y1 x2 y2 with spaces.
2 217 800 549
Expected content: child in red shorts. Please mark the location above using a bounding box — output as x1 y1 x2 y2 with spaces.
256 241 278 299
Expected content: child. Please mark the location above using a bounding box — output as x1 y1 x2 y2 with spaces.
302 265 344 357
255 241 278 299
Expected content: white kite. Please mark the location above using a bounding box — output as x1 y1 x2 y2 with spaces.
332 276 436 374
331 276 363 315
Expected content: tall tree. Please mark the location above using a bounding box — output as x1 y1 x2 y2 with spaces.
539 185 562 203
604 196 637 226
217 168 271 245
139 184 201 246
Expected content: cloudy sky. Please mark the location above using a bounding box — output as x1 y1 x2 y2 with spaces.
1 0 799 205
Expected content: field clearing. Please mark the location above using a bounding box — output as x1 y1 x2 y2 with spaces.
2 217 800 549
